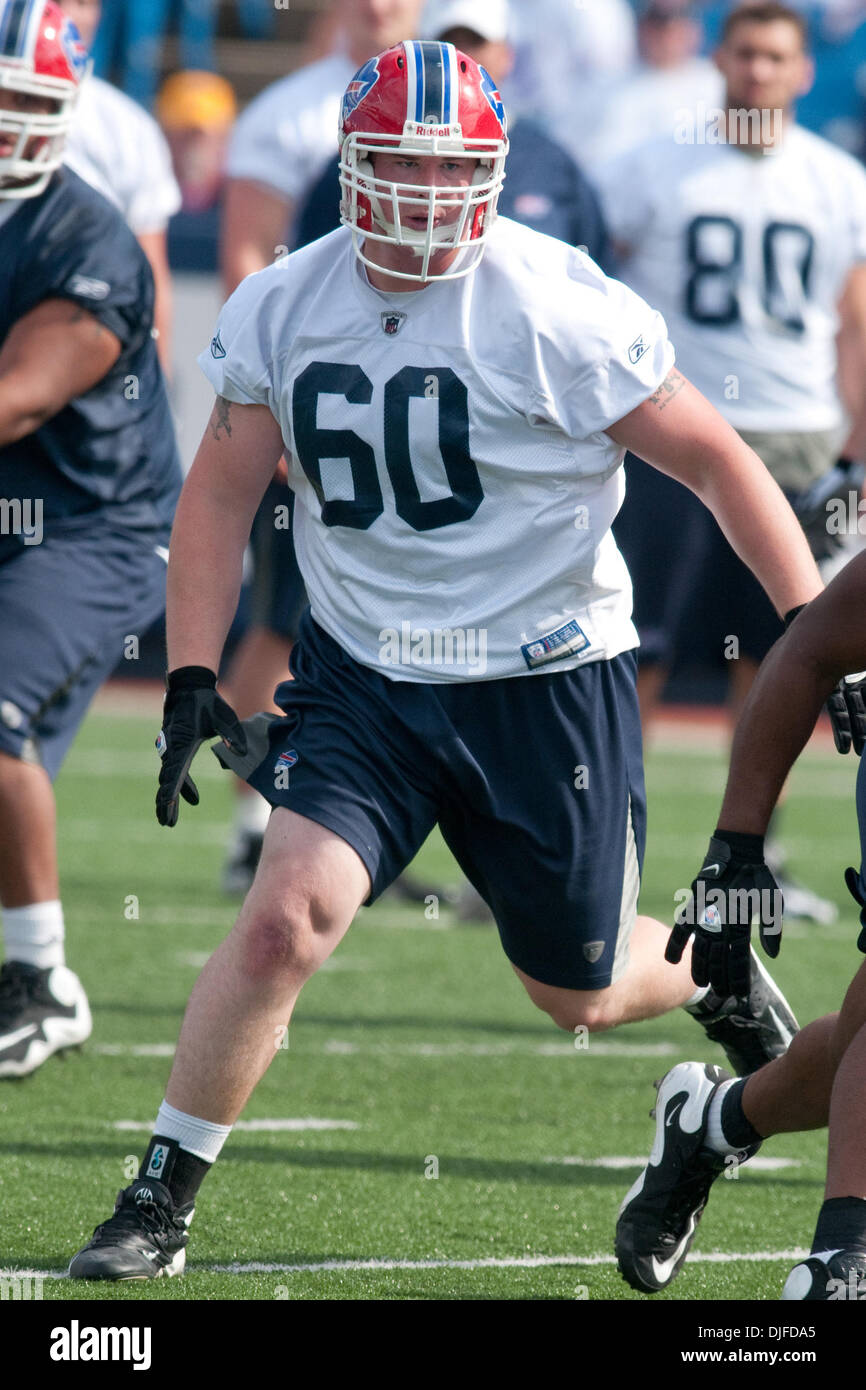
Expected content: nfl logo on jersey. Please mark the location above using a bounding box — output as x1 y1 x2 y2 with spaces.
381 312 406 336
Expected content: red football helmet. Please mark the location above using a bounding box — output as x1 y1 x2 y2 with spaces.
0 0 88 200
339 40 508 282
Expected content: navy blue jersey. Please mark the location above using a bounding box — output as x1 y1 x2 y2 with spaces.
293 119 612 271
0 168 181 556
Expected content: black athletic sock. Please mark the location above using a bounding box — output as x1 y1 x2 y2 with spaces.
720 1078 764 1148
138 1135 211 1208
812 1197 866 1255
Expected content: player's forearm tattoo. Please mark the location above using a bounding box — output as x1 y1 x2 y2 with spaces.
648 368 686 411
210 395 233 441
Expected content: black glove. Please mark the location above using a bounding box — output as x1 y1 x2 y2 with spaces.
665 831 784 998
793 457 865 561
844 866 866 953
826 672 866 756
155 666 247 827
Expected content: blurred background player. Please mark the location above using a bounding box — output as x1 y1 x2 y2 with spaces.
585 0 724 172
295 0 613 268
616 552 866 1301
0 0 181 1077
596 0 866 922
507 0 637 165
156 68 237 270
58 0 181 370
217 0 425 894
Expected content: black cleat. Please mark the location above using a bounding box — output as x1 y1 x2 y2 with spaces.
616 1061 759 1294
68 1179 193 1281
783 1250 866 1300
0 962 91 1079
688 948 798 1076
221 830 265 896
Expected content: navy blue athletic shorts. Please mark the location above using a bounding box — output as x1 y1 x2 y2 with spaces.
249 482 308 643
243 611 647 991
0 524 169 780
613 453 707 667
672 499 795 665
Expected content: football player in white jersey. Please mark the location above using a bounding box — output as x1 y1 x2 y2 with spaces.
71 40 822 1281
596 0 866 920
57 0 181 370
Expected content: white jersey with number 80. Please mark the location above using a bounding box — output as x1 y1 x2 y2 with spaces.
596 124 866 431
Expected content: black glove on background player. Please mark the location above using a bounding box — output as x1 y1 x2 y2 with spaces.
845 866 866 953
156 666 247 827
793 456 865 562
665 831 784 998
826 673 866 755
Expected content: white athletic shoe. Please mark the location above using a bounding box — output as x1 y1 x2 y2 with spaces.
0 962 92 1078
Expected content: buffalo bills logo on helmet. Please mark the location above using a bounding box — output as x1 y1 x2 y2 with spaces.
479 65 506 132
342 56 380 124
59 16 88 81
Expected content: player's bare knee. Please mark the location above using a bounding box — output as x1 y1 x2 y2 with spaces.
550 1000 620 1033
522 978 620 1033
236 904 320 983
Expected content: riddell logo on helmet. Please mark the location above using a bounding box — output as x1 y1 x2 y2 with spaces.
413 125 452 137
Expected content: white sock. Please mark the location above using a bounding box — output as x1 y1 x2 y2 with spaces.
704 1079 742 1156
684 983 711 1010
234 792 271 837
154 1100 233 1164
2 900 65 969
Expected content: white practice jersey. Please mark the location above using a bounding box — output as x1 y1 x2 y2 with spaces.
595 124 866 430
226 52 356 206
200 219 674 683
64 76 181 235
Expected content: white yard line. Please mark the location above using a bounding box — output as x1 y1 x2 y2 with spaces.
545 1156 802 1171
3 1249 811 1281
111 1118 359 1133
91 1039 682 1060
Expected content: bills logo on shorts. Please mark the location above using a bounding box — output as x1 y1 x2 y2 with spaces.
274 749 299 773
342 56 380 123
521 619 591 670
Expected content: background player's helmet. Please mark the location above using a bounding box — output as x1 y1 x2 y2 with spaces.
0 0 88 200
339 40 508 282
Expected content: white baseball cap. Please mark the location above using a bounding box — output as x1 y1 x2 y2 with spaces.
419 0 511 44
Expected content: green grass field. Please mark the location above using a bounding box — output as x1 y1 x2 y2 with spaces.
1 704 862 1302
